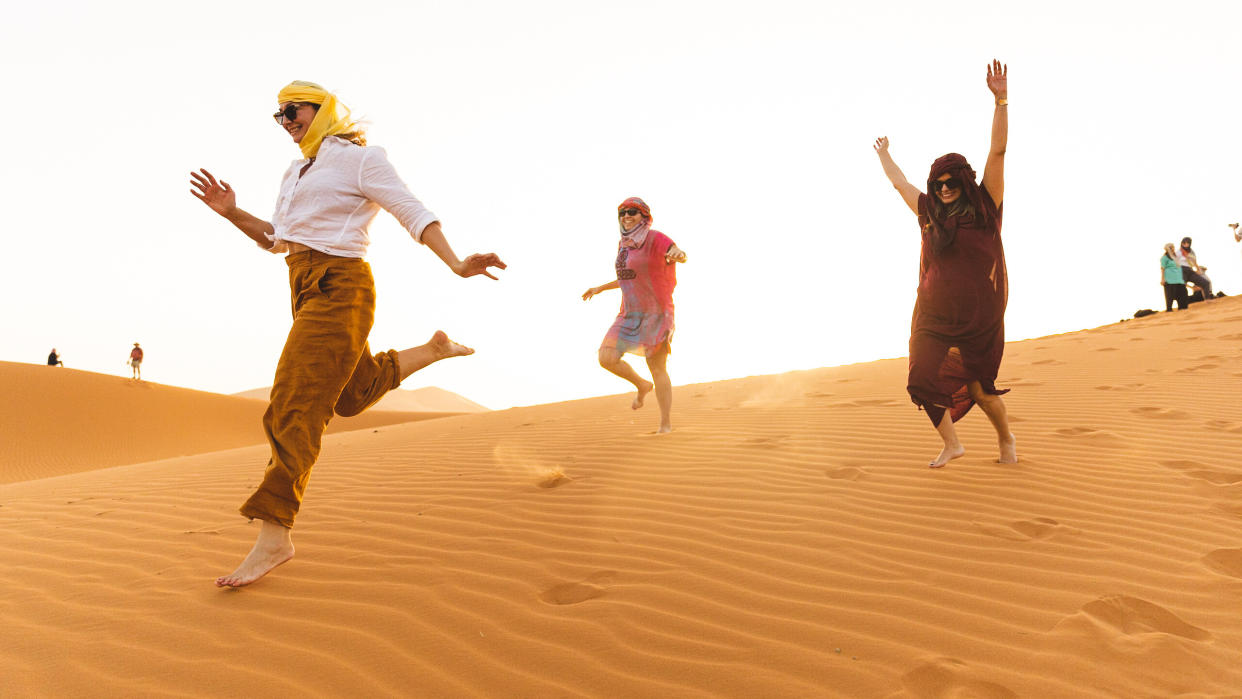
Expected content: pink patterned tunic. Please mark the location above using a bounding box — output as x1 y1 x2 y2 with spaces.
600 229 677 356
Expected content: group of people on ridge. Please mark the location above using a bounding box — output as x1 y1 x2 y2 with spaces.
1160 237 1218 311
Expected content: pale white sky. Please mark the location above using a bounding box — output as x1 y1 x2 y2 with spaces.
3 0 1239 409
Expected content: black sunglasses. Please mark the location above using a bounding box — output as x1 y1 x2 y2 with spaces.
618 208 642 218
272 104 304 125
933 178 962 191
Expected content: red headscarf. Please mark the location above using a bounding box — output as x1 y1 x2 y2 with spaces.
922 153 996 253
618 196 653 248
618 196 652 222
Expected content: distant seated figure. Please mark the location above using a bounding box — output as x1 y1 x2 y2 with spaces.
1177 237 1213 299
1231 223 1240 244
47 348 63 366
129 342 144 379
1161 243 1189 311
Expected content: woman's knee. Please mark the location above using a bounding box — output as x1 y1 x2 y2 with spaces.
598 349 621 368
333 401 362 418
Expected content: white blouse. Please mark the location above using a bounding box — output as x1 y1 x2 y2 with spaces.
263 136 438 257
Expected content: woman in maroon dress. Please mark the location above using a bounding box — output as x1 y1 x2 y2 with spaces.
873 59 1016 468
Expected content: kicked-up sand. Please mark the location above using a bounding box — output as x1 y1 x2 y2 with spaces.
2 297 1242 695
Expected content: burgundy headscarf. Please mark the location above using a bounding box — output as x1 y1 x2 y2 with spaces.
921 153 996 254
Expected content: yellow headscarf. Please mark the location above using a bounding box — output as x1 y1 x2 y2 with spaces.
277 81 359 159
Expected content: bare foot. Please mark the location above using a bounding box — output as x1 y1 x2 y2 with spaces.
929 444 966 468
216 520 294 588
656 424 672 434
997 433 1018 463
632 380 653 410
429 330 474 360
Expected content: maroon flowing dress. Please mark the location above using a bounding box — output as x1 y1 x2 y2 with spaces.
908 184 1008 425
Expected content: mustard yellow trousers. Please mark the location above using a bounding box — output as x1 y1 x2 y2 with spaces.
240 250 400 527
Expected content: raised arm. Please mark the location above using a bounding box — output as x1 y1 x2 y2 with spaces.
873 137 921 215
189 169 277 249
981 60 1007 205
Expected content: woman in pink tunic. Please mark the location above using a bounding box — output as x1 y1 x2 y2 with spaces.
873 60 1016 468
583 197 686 433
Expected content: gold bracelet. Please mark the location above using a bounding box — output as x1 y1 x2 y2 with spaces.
996 98 1008 106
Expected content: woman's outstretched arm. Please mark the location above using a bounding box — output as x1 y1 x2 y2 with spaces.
420 222 506 280
873 137 921 215
582 280 620 300
189 169 276 249
982 59 1007 205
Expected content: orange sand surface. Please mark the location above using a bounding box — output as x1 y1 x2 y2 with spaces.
0 363 459 484
3 298 1242 696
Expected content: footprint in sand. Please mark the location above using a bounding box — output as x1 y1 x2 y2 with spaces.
536 472 573 489
1158 460 1242 485
1030 359 1062 365
1202 548 1242 579
1094 347 1119 352
825 466 865 481
1053 427 1123 448
1130 406 1190 420
972 517 1070 541
1217 332 1242 341
1062 595 1211 641
1206 421 1242 434
901 657 1017 699
1176 363 1219 373
539 571 616 605
742 435 790 447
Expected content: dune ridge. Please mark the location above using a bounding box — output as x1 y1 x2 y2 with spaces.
233 384 490 413
2 298 1242 695
0 362 460 484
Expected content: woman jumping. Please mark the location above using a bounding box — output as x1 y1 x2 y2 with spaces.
582 197 686 434
873 60 1016 468
191 81 505 587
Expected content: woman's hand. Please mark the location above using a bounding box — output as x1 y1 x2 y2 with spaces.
454 253 506 280
189 169 237 217
665 245 687 264
582 287 599 301
986 59 1007 99
873 136 890 156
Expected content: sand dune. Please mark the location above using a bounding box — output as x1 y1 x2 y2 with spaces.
233 384 490 413
3 298 1242 695
0 363 460 484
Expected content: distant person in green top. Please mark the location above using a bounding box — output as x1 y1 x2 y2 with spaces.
1161 243 1188 312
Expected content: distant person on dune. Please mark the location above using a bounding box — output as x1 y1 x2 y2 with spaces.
47 348 63 366
129 343 143 379
582 197 686 434
1176 237 1213 300
190 80 506 589
1161 243 1189 311
873 59 1016 469
1230 223 1240 244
